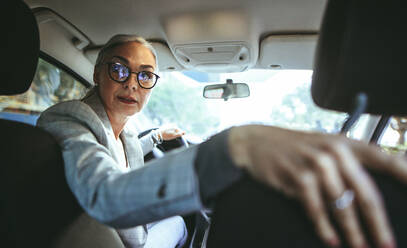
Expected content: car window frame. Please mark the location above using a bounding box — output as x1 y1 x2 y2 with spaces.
39 51 93 88
0 51 92 124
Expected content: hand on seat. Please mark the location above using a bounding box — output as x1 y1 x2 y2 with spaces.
228 125 407 248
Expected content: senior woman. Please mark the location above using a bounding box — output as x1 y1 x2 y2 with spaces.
38 34 407 248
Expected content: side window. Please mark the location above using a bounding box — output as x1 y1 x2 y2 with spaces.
379 116 407 154
0 58 88 125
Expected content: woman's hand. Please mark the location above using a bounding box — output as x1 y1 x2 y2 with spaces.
229 125 407 248
158 127 185 141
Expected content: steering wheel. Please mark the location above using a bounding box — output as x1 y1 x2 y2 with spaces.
139 128 189 162
139 129 207 247
156 135 188 152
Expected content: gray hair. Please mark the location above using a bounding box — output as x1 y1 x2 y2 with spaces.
85 35 158 99
95 34 158 67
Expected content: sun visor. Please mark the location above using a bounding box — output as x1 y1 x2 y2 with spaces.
311 0 407 115
34 8 94 83
35 9 90 50
84 48 99 65
164 10 257 72
258 35 317 70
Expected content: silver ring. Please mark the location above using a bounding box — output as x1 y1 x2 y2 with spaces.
333 190 355 210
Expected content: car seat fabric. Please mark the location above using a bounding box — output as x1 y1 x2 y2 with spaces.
0 120 82 246
207 172 407 248
1 1 123 247
0 119 123 248
52 213 125 248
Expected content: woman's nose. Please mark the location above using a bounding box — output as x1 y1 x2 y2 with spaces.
124 73 139 90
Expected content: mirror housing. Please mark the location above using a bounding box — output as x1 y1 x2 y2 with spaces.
203 79 250 101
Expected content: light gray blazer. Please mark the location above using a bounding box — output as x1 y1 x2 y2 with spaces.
37 90 203 228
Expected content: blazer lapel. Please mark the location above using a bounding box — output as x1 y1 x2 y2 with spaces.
82 90 123 166
81 89 148 243
82 89 144 170
121 126 144 170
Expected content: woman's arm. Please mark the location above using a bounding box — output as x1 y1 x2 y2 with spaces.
139 132 155 156
37 101 203 228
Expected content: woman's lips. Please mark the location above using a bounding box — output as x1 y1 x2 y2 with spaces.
117 96 138 104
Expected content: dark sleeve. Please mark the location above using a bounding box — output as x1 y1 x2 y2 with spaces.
194 128 244 205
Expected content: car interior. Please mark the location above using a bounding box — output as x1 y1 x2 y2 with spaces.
207 1 407 247
1 0 407 247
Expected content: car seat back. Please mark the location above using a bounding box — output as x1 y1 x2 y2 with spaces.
311 0 407 115
0 1 123 247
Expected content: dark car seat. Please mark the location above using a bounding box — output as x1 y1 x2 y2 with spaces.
0 1 124 247
206 0 407 247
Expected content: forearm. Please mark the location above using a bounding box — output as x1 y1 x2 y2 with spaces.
87 147 203 227
38 114 202 228
74 128 243 226
194 128 244 205
39 105 242 227
63 137 203 228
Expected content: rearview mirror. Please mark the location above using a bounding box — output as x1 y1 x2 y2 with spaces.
203 79 250 101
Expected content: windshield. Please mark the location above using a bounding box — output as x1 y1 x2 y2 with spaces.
139 69 347 141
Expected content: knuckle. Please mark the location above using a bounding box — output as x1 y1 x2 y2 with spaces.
387 155 403 168
264 169 276 183
308 198 324 215
327 140 345 153
324 136 348 152
311 152 335 173
334 134 348 143
298 171 317 189
358 195 379 214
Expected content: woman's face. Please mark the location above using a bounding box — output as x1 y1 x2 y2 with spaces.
94 42 157 121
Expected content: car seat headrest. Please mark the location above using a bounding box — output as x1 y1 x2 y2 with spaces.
311 0 407 115
2 0 39 95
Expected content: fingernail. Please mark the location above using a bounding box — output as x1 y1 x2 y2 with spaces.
328 238 340 248
381 242 396 248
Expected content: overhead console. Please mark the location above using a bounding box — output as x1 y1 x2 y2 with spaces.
172 42 250 73
163 9 257 73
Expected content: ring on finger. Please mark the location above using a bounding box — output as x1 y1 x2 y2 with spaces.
333 189 355 210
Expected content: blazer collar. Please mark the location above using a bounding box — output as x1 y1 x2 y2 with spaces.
82 89 136 138
82 88 144 169
82 89 114 135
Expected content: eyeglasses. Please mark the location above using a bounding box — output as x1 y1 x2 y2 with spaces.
100 62 160 89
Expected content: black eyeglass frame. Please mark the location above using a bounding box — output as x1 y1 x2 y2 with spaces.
98 62 160 89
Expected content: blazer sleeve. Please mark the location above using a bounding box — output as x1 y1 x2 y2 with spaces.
37 101 203 228
138 132 155 156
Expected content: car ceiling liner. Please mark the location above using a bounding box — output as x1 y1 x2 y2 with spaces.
164 9 257 73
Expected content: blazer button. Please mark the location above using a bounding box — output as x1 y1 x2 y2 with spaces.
157 184 166 198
